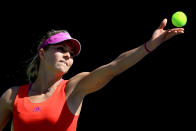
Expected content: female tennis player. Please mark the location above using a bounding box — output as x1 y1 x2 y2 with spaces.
0 18 184 131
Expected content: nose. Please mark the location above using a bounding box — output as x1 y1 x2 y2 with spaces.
63 52 71 60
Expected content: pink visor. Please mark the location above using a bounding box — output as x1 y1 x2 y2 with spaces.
39 32 81 56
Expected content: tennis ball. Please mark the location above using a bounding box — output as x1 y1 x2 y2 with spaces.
171 11 187 27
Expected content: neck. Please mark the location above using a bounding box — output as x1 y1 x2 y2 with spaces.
31 65 64 93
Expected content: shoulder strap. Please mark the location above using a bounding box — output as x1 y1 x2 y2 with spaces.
17 84 29 98
14 84 29 105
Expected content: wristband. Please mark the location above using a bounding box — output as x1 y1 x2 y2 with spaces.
144 43 152 53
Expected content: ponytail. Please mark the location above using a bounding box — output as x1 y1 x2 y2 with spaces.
26 54 40 83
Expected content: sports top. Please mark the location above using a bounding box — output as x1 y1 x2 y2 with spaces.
13 79 79 131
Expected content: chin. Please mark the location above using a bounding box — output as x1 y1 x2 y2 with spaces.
57 67 70 74
55 63 71 74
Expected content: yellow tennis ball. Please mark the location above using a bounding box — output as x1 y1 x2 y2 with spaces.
171 11 187 27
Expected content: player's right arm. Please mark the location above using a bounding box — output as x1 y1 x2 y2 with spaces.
0 87 18 131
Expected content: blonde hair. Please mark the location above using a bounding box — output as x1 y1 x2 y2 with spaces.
26 29 68 83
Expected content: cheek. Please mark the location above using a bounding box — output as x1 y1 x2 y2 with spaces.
69 59 74 66
44 53 56 64
49 54 58 64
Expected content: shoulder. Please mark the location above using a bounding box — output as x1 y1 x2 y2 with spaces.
68 72 90 84
67 72 90 89
65 72 90 96
0 86 20 111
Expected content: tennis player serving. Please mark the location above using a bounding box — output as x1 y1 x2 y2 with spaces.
0 18 184 131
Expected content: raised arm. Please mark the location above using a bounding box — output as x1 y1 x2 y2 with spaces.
70 18 184 97
104 19 184 76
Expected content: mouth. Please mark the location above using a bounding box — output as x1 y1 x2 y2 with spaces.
59 60 68 66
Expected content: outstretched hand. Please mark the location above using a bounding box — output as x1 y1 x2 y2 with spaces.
150 18 184 47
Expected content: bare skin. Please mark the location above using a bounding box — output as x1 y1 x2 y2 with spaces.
0 18 184 130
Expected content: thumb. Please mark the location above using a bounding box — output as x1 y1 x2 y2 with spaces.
159 18 167 29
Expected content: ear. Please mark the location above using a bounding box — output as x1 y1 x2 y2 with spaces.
39 48 45 59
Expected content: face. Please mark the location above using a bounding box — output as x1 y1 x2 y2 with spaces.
40 41 75 75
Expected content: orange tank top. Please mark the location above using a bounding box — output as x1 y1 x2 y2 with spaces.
13 79 79 131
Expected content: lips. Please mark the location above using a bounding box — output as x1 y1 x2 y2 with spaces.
59 60 68 66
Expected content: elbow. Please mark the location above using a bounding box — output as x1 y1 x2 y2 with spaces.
109 61 126 77
107 61 119 77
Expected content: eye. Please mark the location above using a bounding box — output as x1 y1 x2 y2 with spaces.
56 47 75 58
70 52 75 58
57 47 65 52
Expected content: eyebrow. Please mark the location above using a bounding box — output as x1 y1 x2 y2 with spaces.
56 44 75 54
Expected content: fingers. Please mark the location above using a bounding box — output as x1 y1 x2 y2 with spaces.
159 18 167 29
168 28 184 34
164 28 184 41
